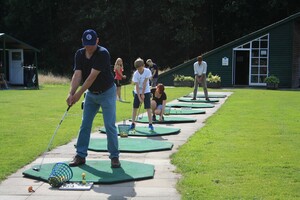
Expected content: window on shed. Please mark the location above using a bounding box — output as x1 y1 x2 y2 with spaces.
250 34 269 85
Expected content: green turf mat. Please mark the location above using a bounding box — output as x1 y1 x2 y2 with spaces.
23 160 154 184
88 138 173 153
184 93 227 98
177 97 219 103
132 116 196 124
99 126 180 136
166 102 214 108
164 107 206 115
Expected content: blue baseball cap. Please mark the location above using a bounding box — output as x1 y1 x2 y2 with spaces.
82 29 97 46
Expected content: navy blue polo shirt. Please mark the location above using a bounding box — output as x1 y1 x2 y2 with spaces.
73 45 114 92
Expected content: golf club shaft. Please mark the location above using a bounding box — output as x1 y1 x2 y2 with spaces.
36 106 71 170
136 103 142 121
140 107 144 119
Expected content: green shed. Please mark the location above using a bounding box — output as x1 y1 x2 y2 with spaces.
0 33 40 89
158 12 300 88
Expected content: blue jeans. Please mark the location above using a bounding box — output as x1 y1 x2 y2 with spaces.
76 84 119 159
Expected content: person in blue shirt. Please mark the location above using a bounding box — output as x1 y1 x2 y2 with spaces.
66 29 120 168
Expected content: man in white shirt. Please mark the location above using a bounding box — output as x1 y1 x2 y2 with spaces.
192 55 210 101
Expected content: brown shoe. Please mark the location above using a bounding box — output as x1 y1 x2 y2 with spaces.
111 157 121 168
69 155 86 167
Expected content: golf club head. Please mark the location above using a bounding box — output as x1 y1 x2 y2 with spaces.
32 167 40 172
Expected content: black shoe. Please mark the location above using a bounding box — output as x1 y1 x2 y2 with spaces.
206 98 211 101
152 115 156 121
69 155 86 167
111 157 121 168
191 98 196 100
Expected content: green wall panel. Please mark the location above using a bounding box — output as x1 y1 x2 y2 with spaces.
158 14 299 88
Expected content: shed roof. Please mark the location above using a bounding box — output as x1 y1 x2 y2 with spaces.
0 33 40 52
160 11 300 78
204 11 300 57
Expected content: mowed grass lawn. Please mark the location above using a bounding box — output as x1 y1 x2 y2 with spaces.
0 85 299 199
172 89 300 199
0 84 190 181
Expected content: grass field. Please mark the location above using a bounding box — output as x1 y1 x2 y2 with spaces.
1 84 299 199
0 84 191 181
172 89 300 199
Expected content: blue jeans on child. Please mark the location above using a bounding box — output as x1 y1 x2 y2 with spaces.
76 84 119 159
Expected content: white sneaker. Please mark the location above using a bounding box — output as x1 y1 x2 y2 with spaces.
119 98 123 102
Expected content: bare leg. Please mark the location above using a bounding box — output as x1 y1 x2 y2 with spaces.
147 109 152 124
116 86 121 99
151 100 157 115
131 108 138 124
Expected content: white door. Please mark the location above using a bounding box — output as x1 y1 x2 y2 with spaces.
9 49 24 84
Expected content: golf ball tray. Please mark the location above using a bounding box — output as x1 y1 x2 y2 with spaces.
59 182 93 190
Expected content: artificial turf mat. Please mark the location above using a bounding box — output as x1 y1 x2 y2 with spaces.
23 160 154 184
164 108 206 115
177 97 219 103
166 102 214 108
99 126 180 136
184 93 227 98
132 116 196 124
88 138 173 153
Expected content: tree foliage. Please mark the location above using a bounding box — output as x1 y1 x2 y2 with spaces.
0 0 299 75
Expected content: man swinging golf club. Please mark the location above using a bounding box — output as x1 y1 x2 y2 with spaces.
66 29 120 168
192 55 210 101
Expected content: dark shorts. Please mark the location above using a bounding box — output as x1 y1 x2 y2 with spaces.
115 79 121 87
133 92 151 109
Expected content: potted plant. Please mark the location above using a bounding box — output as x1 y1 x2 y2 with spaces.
206 72 221 88
264 75 279 89
173 75 194 87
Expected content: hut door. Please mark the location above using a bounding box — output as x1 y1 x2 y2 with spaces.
9 49 24 84
234 50 250 85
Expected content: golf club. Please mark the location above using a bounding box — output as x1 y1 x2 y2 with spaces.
33 106 71 172
138 108 144 120
136 103 142 121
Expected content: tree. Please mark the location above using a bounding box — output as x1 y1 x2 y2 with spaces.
1 0 299 75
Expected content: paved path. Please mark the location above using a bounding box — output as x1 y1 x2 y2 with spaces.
0 92 231 200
